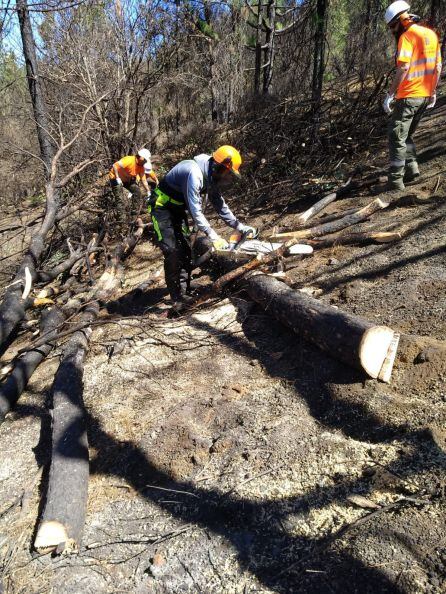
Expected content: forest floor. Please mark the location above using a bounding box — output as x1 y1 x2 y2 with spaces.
0 97 445 594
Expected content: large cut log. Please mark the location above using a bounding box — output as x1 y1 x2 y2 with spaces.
242 273 395 379
0 306 65 422
33 306 96 554
267 198 388 241
33 221 144 554
198 237 397 380
297 177 355 223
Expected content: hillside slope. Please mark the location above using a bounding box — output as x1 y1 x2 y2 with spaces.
0 96 445 594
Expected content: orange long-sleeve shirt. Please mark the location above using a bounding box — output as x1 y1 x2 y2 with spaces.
109 155 147 183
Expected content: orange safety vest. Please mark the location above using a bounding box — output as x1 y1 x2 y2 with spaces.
109 155 147 183
396 24 442 99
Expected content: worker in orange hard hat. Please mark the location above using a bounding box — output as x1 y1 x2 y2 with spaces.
148 145 256 310
109 148 158 224
374 2 442 193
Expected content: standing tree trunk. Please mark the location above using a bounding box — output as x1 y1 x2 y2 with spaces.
263 0 276 94
254 1 263 94
311 0 328 107
0 0 60 354
17 0 54 174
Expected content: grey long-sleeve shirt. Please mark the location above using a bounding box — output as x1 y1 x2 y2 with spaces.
163 154 242 240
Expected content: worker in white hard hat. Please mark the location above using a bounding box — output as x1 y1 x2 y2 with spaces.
375 2 442 193
109 149 158 224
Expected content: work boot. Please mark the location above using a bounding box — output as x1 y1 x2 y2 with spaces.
404 161 420 184
170 294 195 316
372 166 405 194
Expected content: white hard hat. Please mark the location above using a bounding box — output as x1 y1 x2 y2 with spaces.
385 1 410 25
137 148 152 168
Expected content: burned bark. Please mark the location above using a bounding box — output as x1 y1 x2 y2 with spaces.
0 307 65 421
33 307 96 554
242 273 395 379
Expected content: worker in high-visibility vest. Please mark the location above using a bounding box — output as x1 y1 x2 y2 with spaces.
376 2 442 192
148 145 256 309
109 148 158 223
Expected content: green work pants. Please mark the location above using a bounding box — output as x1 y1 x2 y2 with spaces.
110 180 142 225
388 97 429 174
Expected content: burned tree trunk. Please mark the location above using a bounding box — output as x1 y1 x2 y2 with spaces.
297 177 355 224
0 307 65 422
243 273 395 379
311 0 328 108
17 0 54 171
268 198 388 241
34 221 144 553
0 0 59 353
33 307 96 554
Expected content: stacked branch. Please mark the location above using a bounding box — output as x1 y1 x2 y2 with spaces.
267 198 389 242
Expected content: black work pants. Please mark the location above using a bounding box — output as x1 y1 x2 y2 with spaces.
151 206 191 302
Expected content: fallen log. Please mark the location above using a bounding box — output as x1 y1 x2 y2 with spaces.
0 306 65 422
297 176 355 223
197 239 397 380
33 220 144 554
307 230 404 248
274 207 359 235
242 273 395 379
267 198 389 242
34 306 96 554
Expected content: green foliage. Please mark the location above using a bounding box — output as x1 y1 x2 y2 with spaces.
197 18 220 41
30 192 46 207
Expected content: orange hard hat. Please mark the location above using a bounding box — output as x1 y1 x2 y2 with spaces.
212 145 242 177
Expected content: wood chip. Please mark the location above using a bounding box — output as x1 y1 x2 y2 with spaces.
347 495 381 510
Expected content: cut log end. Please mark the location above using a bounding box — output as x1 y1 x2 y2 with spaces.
34 520 73 554
378 332 400 383
22 266 32 300
359 326 395 379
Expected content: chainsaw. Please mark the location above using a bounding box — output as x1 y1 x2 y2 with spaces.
192 228 312 269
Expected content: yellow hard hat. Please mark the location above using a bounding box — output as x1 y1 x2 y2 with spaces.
212 145 242 177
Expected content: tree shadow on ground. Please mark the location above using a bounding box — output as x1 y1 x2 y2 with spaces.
10 287 443 592
85 408 434 594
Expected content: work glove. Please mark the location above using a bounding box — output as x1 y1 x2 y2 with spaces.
237 224 258 239
427 93 436 109
116 177 123 186
213 236 229 250
383 93 395 115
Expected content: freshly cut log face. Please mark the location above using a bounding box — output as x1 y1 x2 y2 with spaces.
359 326 397 379
34 520 73 554
378 333 400 383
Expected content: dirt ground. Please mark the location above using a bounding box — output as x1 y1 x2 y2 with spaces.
0 98 445 594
